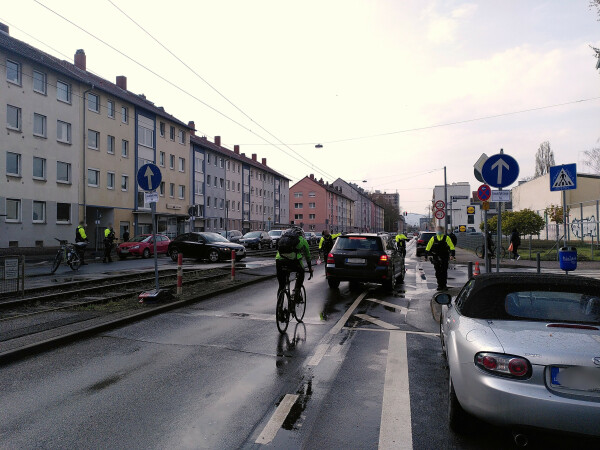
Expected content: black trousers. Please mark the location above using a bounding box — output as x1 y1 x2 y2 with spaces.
433 257 449 289
512 244 520 258
103 240 113 262
276 259 304 294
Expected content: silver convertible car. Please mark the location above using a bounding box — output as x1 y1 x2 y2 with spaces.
435 273 600 442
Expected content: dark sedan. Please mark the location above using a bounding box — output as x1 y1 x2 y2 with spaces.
239 231 273 249
325 233 405 291
416 231 436 257
168 232 246 263
218 230 243 244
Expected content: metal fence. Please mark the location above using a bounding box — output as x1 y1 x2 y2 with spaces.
533 199 600 243
0 255 25 297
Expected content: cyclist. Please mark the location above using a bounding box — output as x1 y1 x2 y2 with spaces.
276 226 313 302
395 231 409 257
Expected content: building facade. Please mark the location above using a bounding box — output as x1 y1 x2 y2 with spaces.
332 178 384 232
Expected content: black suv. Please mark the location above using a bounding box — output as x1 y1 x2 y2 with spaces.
416 231 436 257
325 233 405 291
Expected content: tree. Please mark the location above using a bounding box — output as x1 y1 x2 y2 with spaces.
591 0 600 19
545 204 569 224
534 141 555 177
481 209 545 236
582 145 600 173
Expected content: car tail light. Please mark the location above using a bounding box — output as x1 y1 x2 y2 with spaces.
327 253 334 264
417 239 424 244
475 352 531 379
379 255 389 266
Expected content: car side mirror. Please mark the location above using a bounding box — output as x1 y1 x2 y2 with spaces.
434 292 451 305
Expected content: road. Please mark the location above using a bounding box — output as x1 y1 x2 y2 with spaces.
1 245 596 449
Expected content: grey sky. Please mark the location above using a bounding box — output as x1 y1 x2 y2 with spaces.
3 0 599 215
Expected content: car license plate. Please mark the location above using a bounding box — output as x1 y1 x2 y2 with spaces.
551 366 600 391
121 249 129 254
346 258 366 264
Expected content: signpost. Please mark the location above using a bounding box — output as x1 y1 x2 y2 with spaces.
433 200 445 225
434 209 445 220
549 164 577 247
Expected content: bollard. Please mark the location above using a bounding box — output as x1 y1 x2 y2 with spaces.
177 253 183 295
467 261 473 279
231 250 236 281
536 252 541 274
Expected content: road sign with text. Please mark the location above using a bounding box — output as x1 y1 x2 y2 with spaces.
481 153 519 188
491 190 511 202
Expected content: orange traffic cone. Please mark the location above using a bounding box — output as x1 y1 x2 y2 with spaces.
473 261 480 276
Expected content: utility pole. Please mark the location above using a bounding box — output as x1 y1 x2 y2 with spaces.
444 166 448 230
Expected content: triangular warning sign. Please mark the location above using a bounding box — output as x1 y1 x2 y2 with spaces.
552 169 575 188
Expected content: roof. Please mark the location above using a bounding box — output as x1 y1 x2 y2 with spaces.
0 31 190 128
190 135 290 180
292 176 353 201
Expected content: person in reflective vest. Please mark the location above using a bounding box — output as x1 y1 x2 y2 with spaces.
75 221 88 265
103 223 116 263
395 232 408 257
425 226 455 290
318 230 341 259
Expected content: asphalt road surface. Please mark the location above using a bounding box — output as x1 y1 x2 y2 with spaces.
1 246 597 449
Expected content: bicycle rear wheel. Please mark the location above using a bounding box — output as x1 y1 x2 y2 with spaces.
50 251 62 274
68 251 81 271
293 285 307 322
276 290 291 333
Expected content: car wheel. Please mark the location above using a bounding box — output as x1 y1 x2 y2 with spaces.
257 243 262 250
169 248 179 262
448 377 471 433
440 320 447 360
142 248 151 259
208 249 220 263
327 278 340 289
396 263 405 283
383 266 396 291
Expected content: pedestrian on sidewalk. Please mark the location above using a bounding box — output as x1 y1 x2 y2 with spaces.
103 224 116 263
510 228 521 260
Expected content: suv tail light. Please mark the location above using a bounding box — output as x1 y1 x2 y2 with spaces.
475 352 531 379
327 253 334 264
417 239 424 244
378 254 389 266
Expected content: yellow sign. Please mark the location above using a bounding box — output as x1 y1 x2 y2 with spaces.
459 225 467 232
467 206 475 214
482 201 490 211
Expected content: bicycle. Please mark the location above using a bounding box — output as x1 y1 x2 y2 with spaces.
475 245 505 260
276 267 312 334
50 238 86 274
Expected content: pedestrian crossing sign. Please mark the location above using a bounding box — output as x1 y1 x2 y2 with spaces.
549 164 577 191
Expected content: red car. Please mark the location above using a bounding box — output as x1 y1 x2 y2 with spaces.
116 234 170 259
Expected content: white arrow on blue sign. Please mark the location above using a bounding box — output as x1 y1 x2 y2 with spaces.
549 164 577 191
481 153 519 188
137 163 162 191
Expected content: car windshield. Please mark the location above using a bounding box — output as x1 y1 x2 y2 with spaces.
202 233 229 243
419 233 435 241
269 231 282 237
335 236 382 251
244 232 261 238
130 235 151 243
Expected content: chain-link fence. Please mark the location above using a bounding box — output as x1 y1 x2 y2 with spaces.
0 255 25 297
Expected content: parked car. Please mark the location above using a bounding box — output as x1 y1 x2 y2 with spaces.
218 230 243 244
305 231 318 245
416 231 436 257
325 233 405 291
239 231 273 249
167 232 246 262
435 273 600 439
268 230 283 248
116 234 170 259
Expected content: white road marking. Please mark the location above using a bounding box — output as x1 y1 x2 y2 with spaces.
365 298 410 314
307 343 330 366
379 333 413 450
354 313 399 330
330 288 371 335
342 327 438 337
255 394 299 444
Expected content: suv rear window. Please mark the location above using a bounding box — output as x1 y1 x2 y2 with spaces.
419 232 435 242
335 236 382 251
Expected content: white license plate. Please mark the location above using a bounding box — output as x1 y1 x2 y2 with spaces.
551 367 600 391
346 258 366 264
120 249 129 253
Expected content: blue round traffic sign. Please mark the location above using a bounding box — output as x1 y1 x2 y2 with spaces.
477 184 491 201
481 153 519 188
137 163 162 191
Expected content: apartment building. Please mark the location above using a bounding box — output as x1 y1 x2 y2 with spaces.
332 178 384 232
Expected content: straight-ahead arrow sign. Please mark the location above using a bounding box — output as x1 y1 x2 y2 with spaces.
481 153 519 188
491 158 509 184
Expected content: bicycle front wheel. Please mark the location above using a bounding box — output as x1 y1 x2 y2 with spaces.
276 290 291 334
50 251 62 274
475 246 484 259
293 285 307 323
68 252 81 271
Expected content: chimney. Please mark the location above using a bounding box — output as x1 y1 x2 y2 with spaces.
252 153 257 161
0 23 9 35
261 157 267 165
234 145 240 154
319 178 324 184
116 75 127 90
188 121 196 136
214 136 221 146
309 174 314 180
241 153 246 157
74 49 86 71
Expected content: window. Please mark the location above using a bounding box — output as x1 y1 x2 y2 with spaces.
33 156 46 179
309 192 316 197
309 202 316 208
6 152 21 176
6 60 20 84
87 93 100 112
159 122 165 137
6 199 21 222
238 182 241 192
169 126 175 140
138 115 154 148
237 202 240 211
294 214 303 220
220 199 224 209
169 155 175 169
107 135 115 154
207 197 211 207
227 180 230 190
121 106 128 123
294 192 303 198
194 180 203 195
88 129 99 149
122 140 129 157
219 178 224 189
57 80 71 103
178 130 185 144
33 70 46 94
159 181 165 196
121 175 128 191
219 158 224 168
294 203 303 208
57 120 71 143
30 113 47 138
309 214 316 220
207 154 211 164
214 177 217 187
7 105 21 130
107 172 115 189
207 175 211 185
32 201 46 223
214 157 217 167
178 185 185 199
169 183 175 197
178 157 185 172
57 161 71 183
159 151 165 166
57 203 70 223
107 100 115 118
88 168 100 187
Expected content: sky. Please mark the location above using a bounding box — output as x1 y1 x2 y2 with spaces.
2 0 599 216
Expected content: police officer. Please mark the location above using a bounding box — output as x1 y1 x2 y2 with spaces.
318 230 341 259
103 223 116 263
395 232 408 257
425 226 455 290
75 221 88 265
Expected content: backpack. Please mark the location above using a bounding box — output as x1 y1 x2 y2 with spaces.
278 230 300 257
